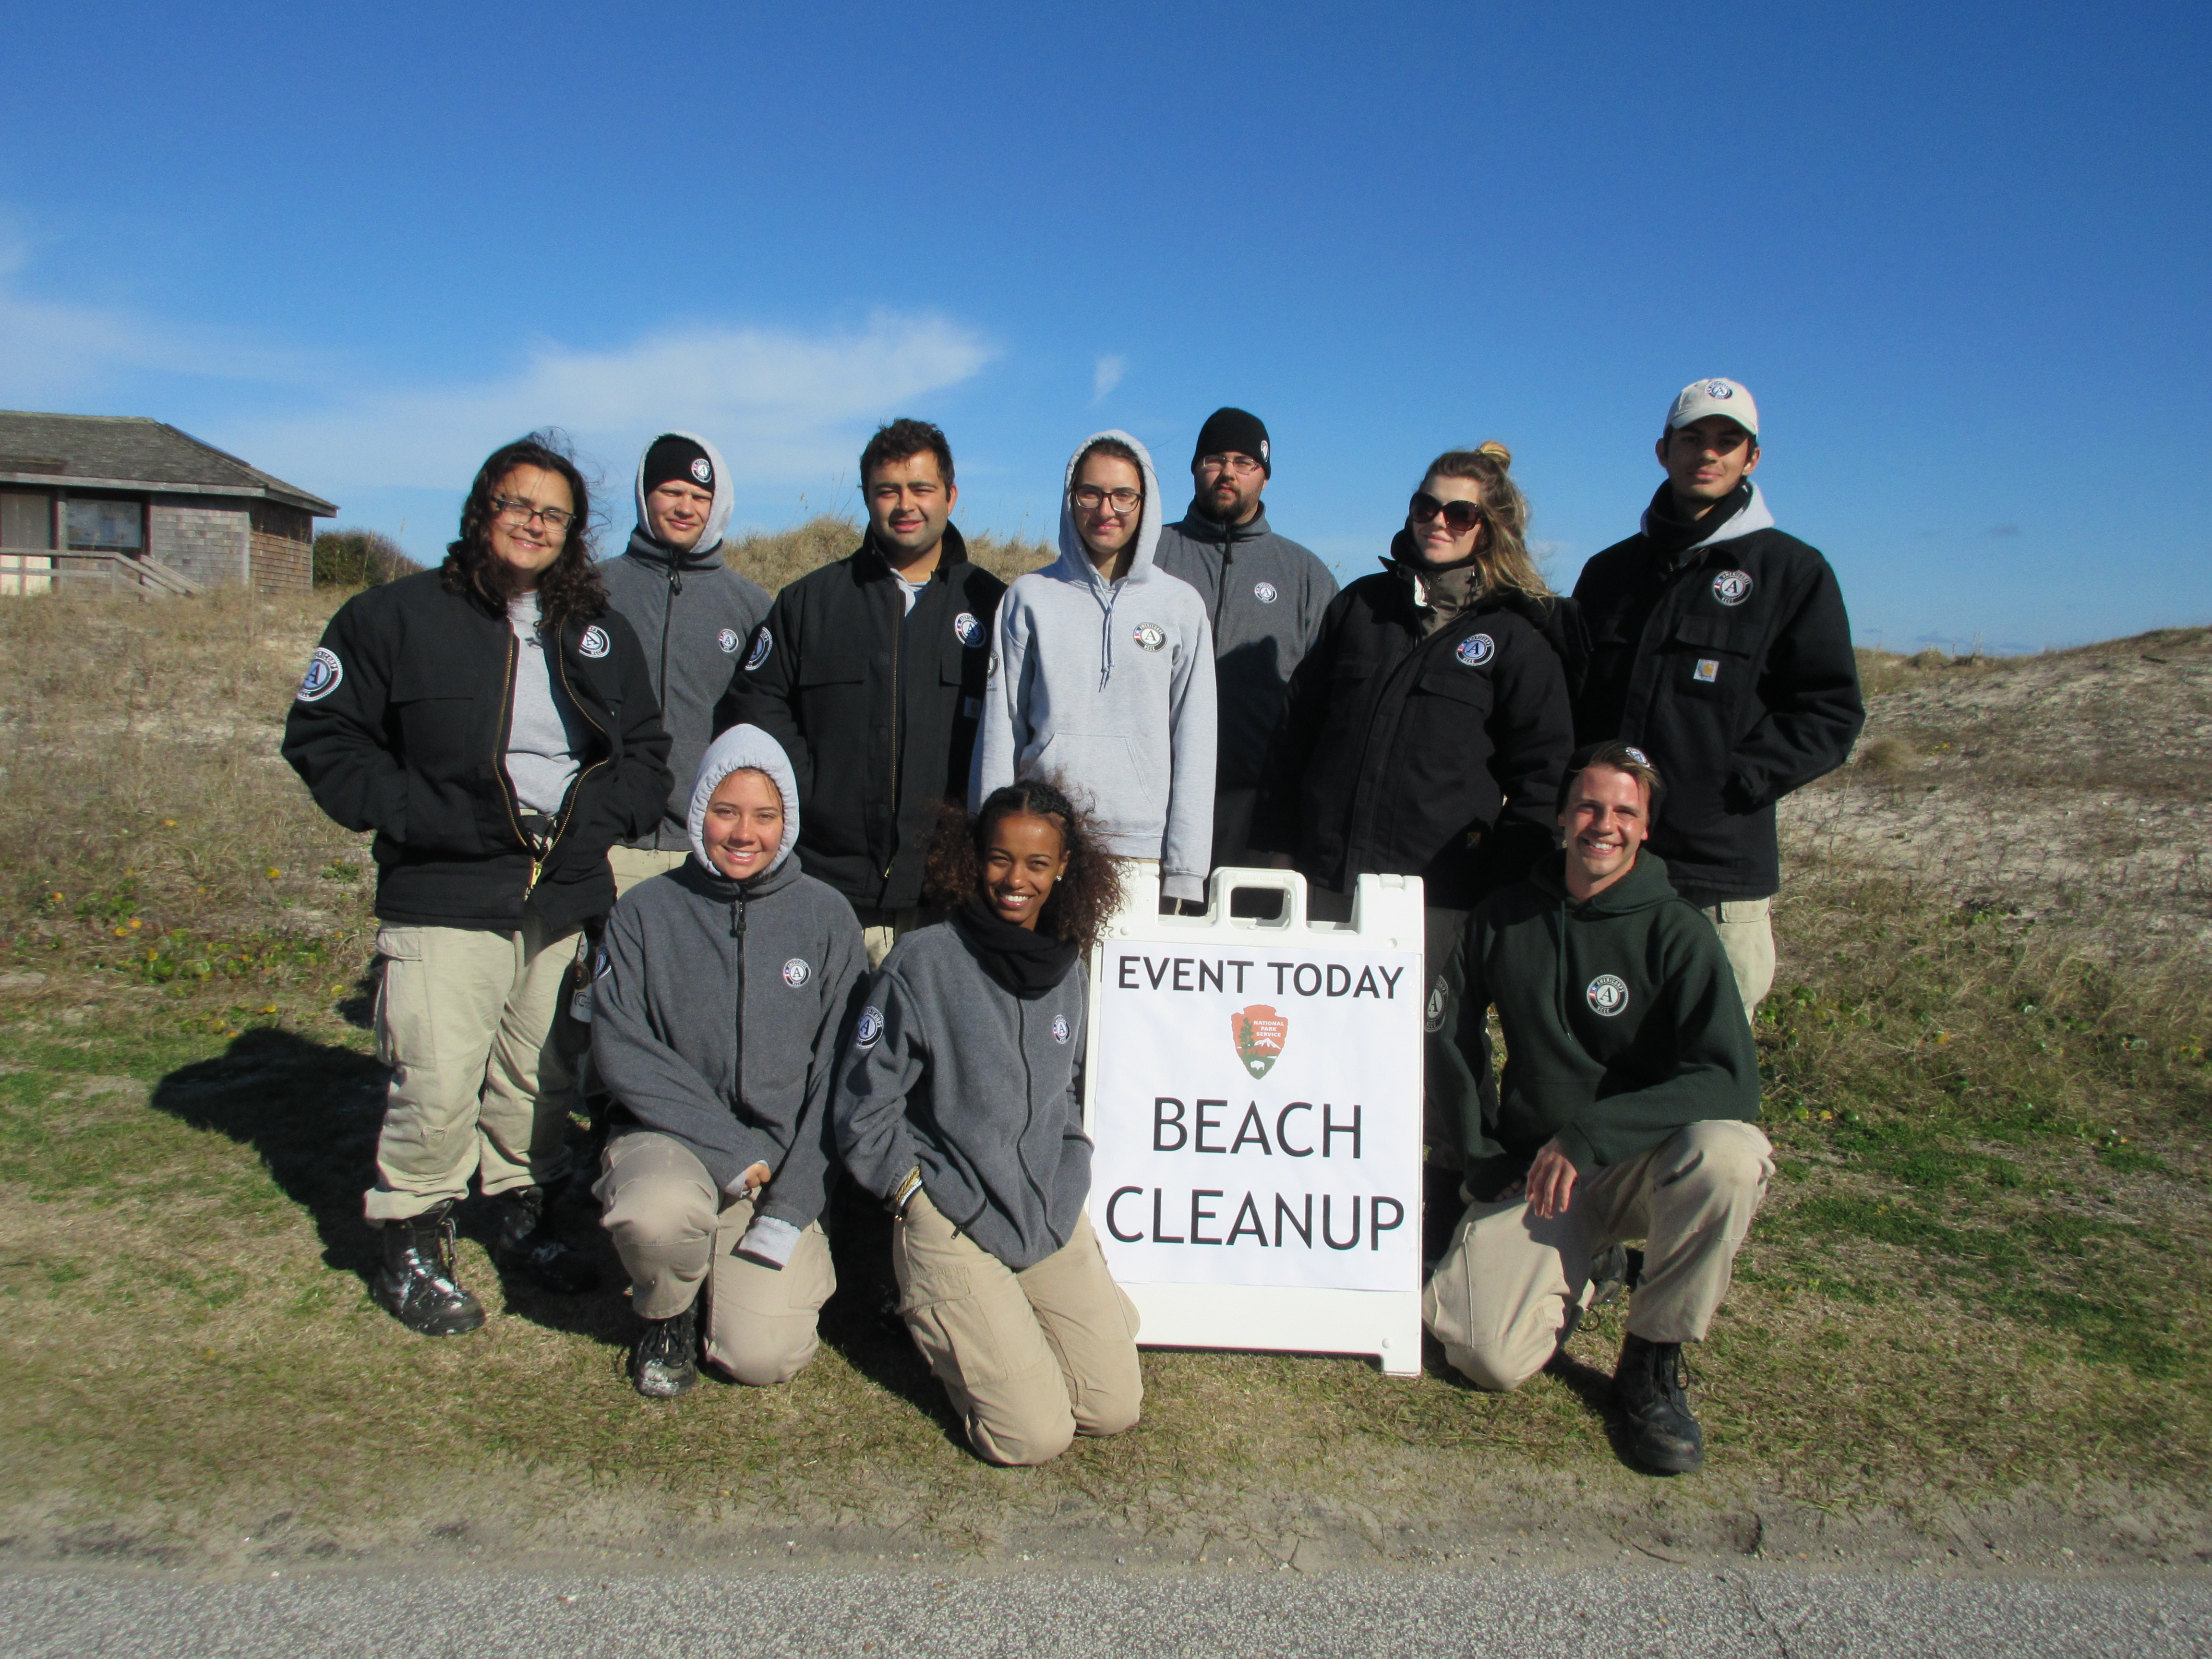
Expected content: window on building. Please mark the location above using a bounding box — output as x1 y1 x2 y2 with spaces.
66 498 143 551
1 491 53 550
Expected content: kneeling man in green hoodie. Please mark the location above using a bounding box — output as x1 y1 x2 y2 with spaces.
1426 740 1771 1473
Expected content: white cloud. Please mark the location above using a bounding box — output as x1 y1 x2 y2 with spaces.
0 278 319 401
1092 353 1127 403
236 313 997 491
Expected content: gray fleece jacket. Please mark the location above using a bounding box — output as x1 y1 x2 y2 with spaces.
599 430 773 851
971 431 1218 900
1154 504 1337 791
833 923 1090 1271
591 725 865 1228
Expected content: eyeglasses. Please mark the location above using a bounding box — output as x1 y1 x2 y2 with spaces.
1409 492 1483 534
1071 485 1143 514
490 495 577 533
1198 453 1262 478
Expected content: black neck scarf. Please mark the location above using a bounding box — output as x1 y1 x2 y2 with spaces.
1643 479 1752 567
953 897 1079 1000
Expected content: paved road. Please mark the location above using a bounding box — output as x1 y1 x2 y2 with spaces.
4 1563 2209 1657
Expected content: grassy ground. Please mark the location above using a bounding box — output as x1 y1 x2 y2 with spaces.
0 579 2205 1573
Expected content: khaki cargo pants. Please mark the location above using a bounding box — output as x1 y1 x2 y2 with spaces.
853 906 927 972
594 1131 836 1386
895 1191 1142 1466
607 845 690 900
1423 1120 1774 1392
365 917 580 1223
1699 897 1777 1017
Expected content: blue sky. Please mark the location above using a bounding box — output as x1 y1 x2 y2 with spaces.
2 1 2205 651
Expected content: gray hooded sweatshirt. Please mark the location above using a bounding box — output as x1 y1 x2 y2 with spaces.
1154 504 1338 791
599 431 773 851
590 724 866 1230
970 431 1218 900
833 922 1090 1271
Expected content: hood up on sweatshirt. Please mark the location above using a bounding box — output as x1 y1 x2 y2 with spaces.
1049 430 1167 689
686 724 801 878
630 429 736 565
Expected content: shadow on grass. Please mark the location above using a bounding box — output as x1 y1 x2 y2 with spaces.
147 1025 391 1285
813 1179 971 1454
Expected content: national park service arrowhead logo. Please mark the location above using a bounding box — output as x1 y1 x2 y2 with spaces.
1230 1003 1288 1078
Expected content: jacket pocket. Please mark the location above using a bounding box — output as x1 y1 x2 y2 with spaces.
1024 731 1164 836
1671 617 1751 706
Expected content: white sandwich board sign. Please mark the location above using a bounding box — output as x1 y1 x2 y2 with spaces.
1083 868 1426 1377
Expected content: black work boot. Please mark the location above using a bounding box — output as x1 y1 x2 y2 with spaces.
631 1303 699 1398
495 1181 597 1296
1613 1333 1706 1474
373 1203 486 1336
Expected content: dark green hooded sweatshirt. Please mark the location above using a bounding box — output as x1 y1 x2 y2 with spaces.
1447 849 1758 1179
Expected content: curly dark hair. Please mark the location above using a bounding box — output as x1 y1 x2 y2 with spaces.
860 417 954 488
923 778 1124 955
442 430 608 625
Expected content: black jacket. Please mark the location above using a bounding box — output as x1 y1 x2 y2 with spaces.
282 571 672 936
1152 504 1337 789
718 526 1005 911
1251 559 1576 911
1573 484 1864 900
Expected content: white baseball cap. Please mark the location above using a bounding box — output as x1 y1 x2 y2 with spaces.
1666 377 1759 438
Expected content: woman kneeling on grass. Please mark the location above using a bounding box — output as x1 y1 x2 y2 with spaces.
834 780 1140 1465
589 725 865 1396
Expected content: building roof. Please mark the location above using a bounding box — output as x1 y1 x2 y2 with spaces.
0 411 337 516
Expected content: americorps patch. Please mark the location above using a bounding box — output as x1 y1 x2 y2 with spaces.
716 627 741 654
1712 570 1754 606
1252 581 1278 604
781 958 811 988
577 625 611 659
295 647 343 703
1586 974 1630 1017
854 1006 884 1048
745 627 773 670
1455 633 1496 667
954 611 983 647
1132 622 1167 652
1051 1014 1070 1045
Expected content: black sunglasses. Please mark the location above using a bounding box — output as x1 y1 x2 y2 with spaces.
1409 492 1483 534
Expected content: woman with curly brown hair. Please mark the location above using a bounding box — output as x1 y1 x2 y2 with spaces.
284 432 671 1337
833 779 1139 1465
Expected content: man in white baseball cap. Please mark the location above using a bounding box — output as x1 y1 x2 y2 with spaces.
1568 379 1863 1016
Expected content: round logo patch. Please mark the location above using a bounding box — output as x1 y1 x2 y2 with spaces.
1455 633 1496 667
954 611 983 647
1586 974 1631 1017
577 625 611 659
295 647 343 703
745 627 773 671
1712 570 1754 607
1132 623 1167 652
689 456 713 485
716 626 741 654
1051 1014 1070 1045
781 958 811 988
854 1006 885 1049
1704 381 1734 399
1252 581 1278 605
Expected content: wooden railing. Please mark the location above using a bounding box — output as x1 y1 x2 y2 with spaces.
0 548 206 598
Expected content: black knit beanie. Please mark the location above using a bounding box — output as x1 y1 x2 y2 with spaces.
1191 407 1271 475
642 434 714 495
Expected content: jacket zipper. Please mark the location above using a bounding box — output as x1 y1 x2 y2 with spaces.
733 887 748 1112
1012 998 1058 1246
493 633 535 891
531 634 611 898
883 573 902 882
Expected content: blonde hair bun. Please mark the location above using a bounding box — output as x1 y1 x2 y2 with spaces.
1476 440 1513 468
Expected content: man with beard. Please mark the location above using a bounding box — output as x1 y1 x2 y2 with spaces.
1153 408 1336 882
1572 380 1863 1015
